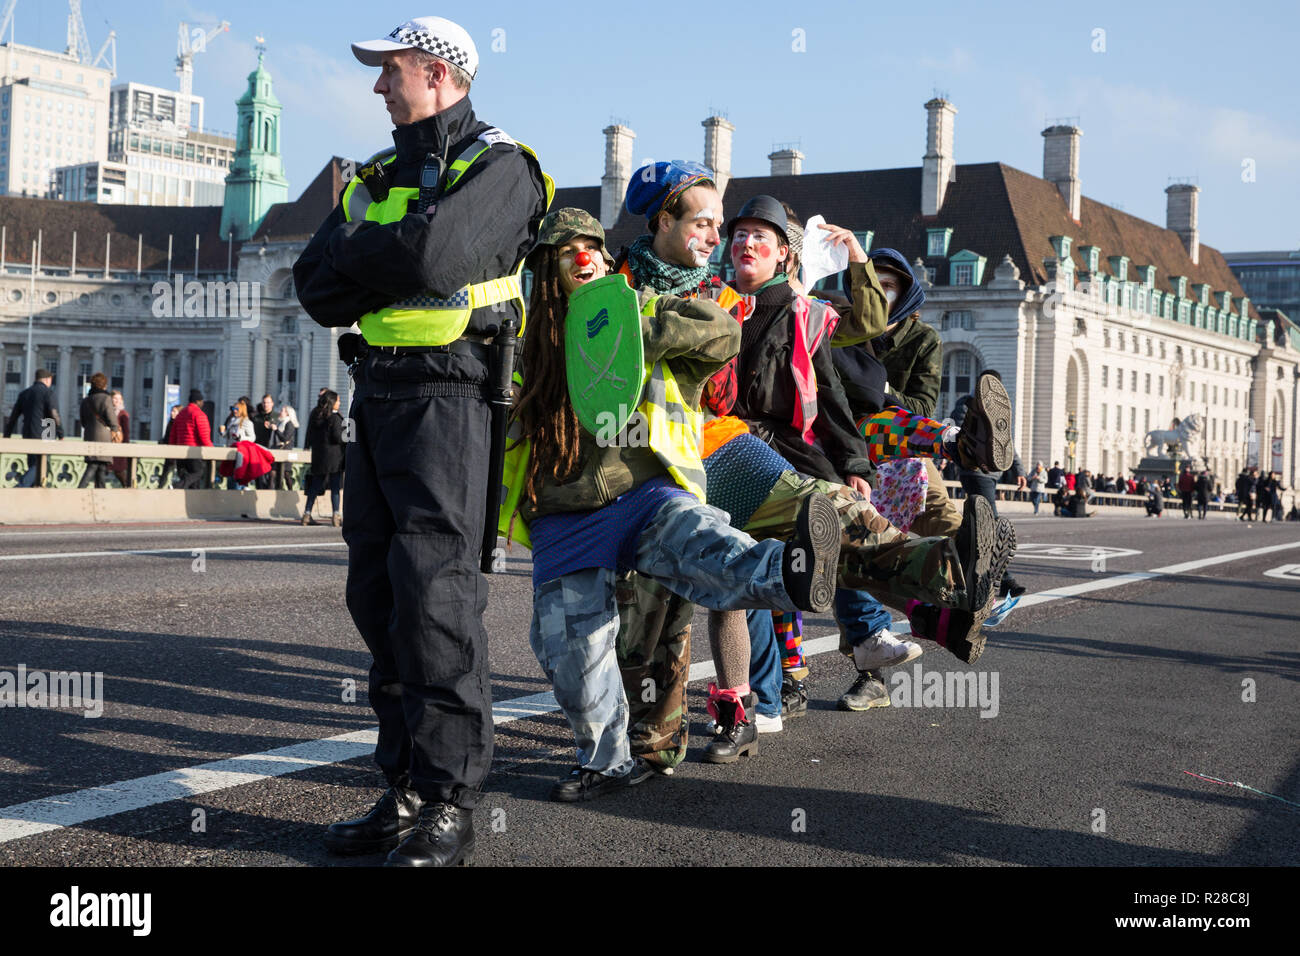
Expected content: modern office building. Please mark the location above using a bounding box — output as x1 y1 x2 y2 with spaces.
0 41 111 197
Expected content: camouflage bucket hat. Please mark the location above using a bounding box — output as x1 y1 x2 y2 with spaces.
530 208 615 266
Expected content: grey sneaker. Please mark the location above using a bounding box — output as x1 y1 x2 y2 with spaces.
838 670 891 712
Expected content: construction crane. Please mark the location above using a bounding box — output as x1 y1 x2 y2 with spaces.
1 0 19 47
176 20 230 99
66 0 91 63
0 2 115 75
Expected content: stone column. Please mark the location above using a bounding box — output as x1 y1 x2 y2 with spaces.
179 349 193 398
252 335 268 404
122 347 137 427
91 345 106 377
58 345 74 425
152 348 166 440
297 332 312 419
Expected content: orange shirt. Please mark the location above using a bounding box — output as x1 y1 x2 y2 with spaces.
700 415 750 459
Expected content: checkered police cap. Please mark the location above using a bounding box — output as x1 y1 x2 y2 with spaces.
352 16 480 79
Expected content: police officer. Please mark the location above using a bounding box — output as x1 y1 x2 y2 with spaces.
293 16 549 867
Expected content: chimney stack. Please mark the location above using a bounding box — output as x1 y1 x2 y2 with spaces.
921 98 957 216
600 123 636 229
702 115 735 197
1042 124 1082 221
1165 183 1200 265
768 147 804 176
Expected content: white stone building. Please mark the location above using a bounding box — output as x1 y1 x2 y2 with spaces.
0 55 350 460
590 101 1298 491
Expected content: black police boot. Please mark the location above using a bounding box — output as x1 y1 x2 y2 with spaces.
323 780 423 855
782 493 841 614
703 693 759 764
384 803 475 867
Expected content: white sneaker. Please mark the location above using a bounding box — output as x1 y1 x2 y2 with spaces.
755 712 783 734
852 628 923 670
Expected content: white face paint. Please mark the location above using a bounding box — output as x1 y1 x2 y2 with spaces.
885 290 898 305
686 236 711 267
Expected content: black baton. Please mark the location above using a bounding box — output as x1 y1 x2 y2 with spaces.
481 314 518 573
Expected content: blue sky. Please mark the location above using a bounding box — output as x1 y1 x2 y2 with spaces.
12 0 1300 250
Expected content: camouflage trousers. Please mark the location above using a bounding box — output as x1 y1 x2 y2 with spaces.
529 496 796 775
615 574 692 771
745 471 968 613
911 458 963 539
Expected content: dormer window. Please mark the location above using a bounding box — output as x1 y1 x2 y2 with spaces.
948 249 987 286
927 228 952 257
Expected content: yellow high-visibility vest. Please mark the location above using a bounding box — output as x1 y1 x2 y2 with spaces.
341 128 554 346
498 295 708 551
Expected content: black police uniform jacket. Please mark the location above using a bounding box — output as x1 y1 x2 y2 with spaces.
292 97 547 342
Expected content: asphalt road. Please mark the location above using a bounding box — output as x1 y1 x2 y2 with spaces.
0 510 1297 867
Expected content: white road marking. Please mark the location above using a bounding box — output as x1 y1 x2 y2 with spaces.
1262 564 1300 581
1015 544 1142 562
2 538 1298 845
0 542 346 562
0 525 319 539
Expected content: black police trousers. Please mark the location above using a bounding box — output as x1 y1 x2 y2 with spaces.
343 349 494 810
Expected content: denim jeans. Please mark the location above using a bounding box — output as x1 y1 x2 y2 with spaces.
529 495 795 774
747 610 782 717
960 472 999 518
834 588 895 658
18 454 40 488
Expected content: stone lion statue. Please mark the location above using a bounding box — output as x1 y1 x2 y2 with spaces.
1144 412 1203 463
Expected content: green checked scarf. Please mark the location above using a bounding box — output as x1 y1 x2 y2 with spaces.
626 235 711 295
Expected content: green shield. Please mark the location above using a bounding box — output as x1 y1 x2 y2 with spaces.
565 273 646 436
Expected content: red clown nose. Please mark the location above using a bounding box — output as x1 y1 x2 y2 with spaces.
574 251 592 267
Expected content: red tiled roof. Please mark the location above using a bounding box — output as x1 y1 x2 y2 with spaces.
253 157 349 242
578 161 1253 318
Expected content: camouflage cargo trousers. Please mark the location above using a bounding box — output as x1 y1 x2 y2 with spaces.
529 496 796 775
615 573 692 771
744 471 968 613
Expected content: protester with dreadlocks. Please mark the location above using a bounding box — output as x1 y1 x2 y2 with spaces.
504 207 842 801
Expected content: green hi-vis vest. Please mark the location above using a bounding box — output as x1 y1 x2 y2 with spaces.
341 128 555 346
497 296 708 552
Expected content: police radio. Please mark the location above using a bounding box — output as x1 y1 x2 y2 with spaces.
418 153 446 214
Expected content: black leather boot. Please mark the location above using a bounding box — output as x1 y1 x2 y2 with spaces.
703 692 759 764
782 494 840 613
384 803 475 867
323 781 423 855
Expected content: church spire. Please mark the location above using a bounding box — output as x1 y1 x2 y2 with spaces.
221 48 289 241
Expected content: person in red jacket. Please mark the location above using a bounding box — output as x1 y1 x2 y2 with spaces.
170 389 213 489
